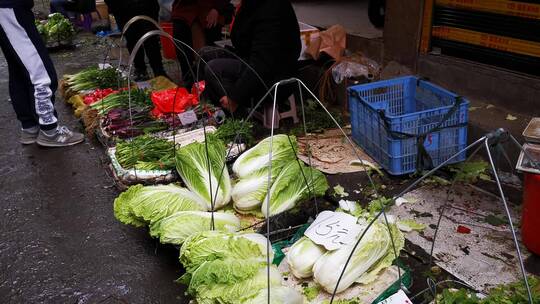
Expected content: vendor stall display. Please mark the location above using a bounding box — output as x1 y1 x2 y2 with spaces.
36 13 75 49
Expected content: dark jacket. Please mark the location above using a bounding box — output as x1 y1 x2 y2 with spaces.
171 0 232 26
0 0 33 8
229 0 301 103
105 0 158 17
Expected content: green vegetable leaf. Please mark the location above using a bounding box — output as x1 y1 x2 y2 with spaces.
313 222 391 293
397 219 427 232
262 161 328 218
149 211 240 245
175 135 232 210
232 134 298 178
333 184 349 197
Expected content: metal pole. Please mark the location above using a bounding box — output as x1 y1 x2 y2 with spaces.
484 138 533 304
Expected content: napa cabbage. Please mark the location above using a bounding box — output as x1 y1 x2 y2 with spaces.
356 222 404 284
261 161 328 218
232 134 297 178
286 236 326 279
232 164 284 212
178 231 273 284
113 184 208 227
175 135 231 210
191 265 283 304
313 222 391 293
149 211 240 245
244 286 304 304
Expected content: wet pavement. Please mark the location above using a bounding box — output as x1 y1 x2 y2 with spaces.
0 38 186 303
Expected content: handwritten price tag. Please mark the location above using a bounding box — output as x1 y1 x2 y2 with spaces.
304 211 362 251
378 290 413 304
178 110 198 126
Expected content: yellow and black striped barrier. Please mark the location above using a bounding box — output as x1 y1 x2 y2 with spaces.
432 26 540 58
436 0 540 20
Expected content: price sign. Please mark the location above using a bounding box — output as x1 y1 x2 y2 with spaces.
378 290 413 304
304 211 362 251
178 110 198 126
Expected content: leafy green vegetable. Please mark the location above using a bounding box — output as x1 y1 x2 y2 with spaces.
232 164 283 213
333 184 349 197
175 135 232 210
484 214 509 226
178 230 284 304
192 266 283 304
436 276 540 304
367 197 394 215
65 67 124 91
436 289 480 304
356 223 405 285
290 99 344 135
320 299 361 304
313 222 391 293
90 89 152 115
303 285 320 302
483 276 540 303
244 286 304 304
115 135 175 170
215 119 254 146
37 13 75 43
179 231 271 283
261 160 328 218
397 219 426 232
149 211 240 245
449 160 491 183
113 184 208 227
232 134 298 178
287 236 326 279
112 185 147 227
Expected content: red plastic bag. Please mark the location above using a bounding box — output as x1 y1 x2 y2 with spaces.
83 88 118 105
150 81 205 117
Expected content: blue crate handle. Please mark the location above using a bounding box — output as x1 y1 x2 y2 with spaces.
379 96 466 173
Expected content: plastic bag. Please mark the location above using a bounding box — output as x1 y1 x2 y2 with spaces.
150 81 205 117
158 0 174 21
331 61 371 84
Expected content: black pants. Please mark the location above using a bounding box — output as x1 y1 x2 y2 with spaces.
172 20 222 82
196 47 243 103
115 5 165 76
0 7 58 130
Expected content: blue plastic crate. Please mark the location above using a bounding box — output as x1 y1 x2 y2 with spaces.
348 76 469 175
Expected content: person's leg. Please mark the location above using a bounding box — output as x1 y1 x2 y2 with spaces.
142 4 166 77
0 8 57 130
50 0 68 16
124 21 150 78
141 22 166 76
0 26 37 128
0 7 83 146
203 58 244 104
172 19 194 82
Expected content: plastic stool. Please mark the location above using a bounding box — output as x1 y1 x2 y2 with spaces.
254 94 300 129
